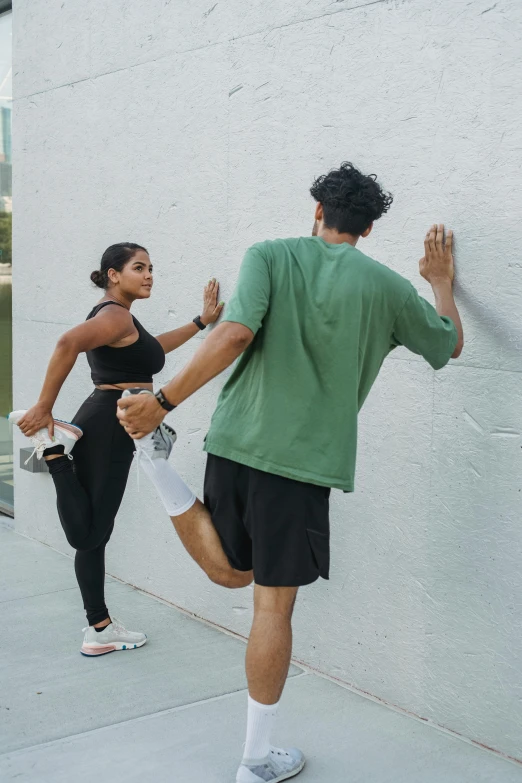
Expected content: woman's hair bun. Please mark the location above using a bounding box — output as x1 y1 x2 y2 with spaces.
90 269 106 288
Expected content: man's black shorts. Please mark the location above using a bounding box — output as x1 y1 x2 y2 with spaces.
204 454 331 587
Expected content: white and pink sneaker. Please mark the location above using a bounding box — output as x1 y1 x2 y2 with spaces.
8 410 82 463
80 618 147 657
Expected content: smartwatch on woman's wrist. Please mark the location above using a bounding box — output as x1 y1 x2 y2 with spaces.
193 315 207 330
155 388 176 411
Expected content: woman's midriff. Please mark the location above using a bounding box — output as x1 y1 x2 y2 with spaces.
95 382 154 391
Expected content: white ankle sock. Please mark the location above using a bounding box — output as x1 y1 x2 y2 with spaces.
243 695 279 762
137 445 196 516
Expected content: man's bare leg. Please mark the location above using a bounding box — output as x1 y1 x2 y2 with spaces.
247 585 298 703
238 585 299 766
129 433 252 588
171 499 253 589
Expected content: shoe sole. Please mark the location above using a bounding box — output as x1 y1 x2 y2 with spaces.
237 759 305 783
80 637 147 657
161 422 177 441
54 419 83 439
8 412 83 442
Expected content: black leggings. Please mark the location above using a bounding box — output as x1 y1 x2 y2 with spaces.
47 389 135 625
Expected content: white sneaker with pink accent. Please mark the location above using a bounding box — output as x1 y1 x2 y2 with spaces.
80 618 147 657
8 410 82 463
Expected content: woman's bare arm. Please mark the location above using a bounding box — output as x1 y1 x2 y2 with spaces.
155 321 201 353
17 305 134 437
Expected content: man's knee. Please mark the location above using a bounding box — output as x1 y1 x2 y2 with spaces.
207 566 253 589
253 585 299 618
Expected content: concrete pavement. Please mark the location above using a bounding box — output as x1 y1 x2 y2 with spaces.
1 521 521 782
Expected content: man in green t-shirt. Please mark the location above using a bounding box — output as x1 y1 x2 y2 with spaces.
118 162 463 783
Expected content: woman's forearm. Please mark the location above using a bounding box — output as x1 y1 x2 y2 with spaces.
38 338 79 409
155 322 201 354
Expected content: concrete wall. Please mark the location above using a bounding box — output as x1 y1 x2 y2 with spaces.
13 0 522 761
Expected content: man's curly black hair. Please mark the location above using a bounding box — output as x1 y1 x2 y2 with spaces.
310 162 393 236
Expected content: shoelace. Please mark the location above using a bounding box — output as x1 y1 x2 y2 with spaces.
24 436 48 465
270 749 291 761
24 432 74 466
132 448 141 491
110 617 128 635
241 747 293 770
132 429 168 491
132 441 153 492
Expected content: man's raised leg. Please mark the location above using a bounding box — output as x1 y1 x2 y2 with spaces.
130 431 252 589
171 499 253 589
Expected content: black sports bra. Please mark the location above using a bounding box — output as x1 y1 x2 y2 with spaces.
86 301 165 385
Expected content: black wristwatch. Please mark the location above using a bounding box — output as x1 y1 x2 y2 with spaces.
155 388 176 411
193 315 207 331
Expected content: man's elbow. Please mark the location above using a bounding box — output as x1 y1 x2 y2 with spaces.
220 323 254 353
452 338 464 360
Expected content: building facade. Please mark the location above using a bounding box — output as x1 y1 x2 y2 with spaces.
12 0 522 762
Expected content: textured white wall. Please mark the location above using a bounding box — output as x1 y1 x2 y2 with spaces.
12 0 522 761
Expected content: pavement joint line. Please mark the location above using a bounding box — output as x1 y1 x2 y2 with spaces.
0 674 310 760
6 528 302 669
0 585 78 604
290 658 522 770
5 530 521 768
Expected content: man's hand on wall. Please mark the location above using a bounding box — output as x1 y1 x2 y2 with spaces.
419 224 455 286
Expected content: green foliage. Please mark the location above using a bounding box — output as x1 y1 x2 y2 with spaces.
0 211 12 265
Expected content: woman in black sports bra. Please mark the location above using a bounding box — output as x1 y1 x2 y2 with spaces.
13 243 223 655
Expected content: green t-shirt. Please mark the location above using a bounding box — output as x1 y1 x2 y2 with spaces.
204 237 457 491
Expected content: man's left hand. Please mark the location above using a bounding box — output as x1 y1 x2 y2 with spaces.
116 393 166 439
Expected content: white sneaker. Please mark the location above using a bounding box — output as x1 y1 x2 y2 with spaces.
237 747 305 783
121 389 177 461
8 410 83 463
80 617 147 657
136 422 177 461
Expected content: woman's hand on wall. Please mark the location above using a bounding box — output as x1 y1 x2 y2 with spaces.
201 279 224 326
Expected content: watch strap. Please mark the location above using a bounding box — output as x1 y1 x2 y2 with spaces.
193 315 207 331
155 388 176 411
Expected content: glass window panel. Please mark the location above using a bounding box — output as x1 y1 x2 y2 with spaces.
0 8 13 515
